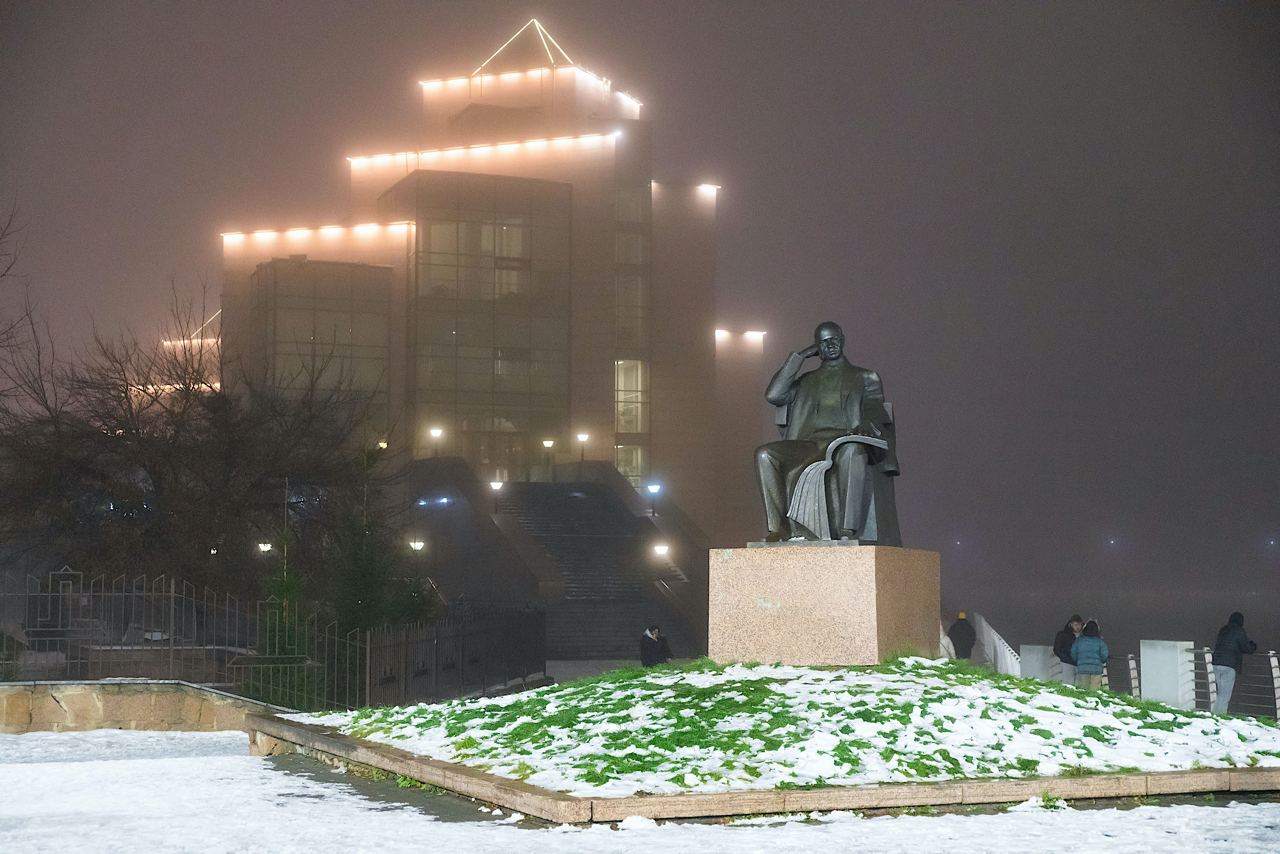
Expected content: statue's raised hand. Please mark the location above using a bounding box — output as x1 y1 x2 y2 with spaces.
799 344 820 359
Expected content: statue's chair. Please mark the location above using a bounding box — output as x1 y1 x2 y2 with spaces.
773 403 901 544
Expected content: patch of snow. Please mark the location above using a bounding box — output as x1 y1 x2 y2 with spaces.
3 731 1280 852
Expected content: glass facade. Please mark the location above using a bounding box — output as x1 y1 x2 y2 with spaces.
251 259 391 434
614 184 652 484
397 174 572 480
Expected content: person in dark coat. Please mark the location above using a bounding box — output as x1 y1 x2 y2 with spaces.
1070 620 1109 690
1052 614 1084 684
947 612 977 660
1211 611 1258 713
640 624 673 667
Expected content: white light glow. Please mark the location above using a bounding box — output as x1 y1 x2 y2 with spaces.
388 223 410 236
347 132 616 168
252 230 278 242
576 433 589 443
697 184 721 198
257 542 273 553
489 481 504 491
285 228 312 239
353 223 381 236
429 427 444 439
319 225 344 237
646 483 662 495
409 540 426 551
222 232 245 244
714 329 730 341
542 439 555 449
653 543 670 556
744 330 767 341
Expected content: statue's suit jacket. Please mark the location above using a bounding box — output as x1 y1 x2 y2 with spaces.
765 353 899 475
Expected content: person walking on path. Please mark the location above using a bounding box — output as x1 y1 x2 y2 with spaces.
947 612 976 660
1053 614 1084 684
640 624 673 667
1211 611 1258 713
1071 620 1109 690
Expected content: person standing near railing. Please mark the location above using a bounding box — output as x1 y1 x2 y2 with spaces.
1053 614 1084 684
1211 611 1258 713
1071 620 1109 690
948 612 976 661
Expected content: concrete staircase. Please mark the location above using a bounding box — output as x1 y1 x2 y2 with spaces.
495 483 691 660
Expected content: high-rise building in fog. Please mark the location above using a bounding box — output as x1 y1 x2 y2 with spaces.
221 20 756 544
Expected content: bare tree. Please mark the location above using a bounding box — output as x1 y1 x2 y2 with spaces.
0 294 412 613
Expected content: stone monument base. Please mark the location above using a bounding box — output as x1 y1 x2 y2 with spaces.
707 545 940 666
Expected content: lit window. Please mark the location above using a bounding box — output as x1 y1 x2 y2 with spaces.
615 445 648 486
614 359 649 433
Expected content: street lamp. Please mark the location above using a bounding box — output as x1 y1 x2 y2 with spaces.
646 482 661 516
408 540 425 552
489 480 504 515
653 542 670 557
376 439 389 450
257 542 273 553
575 433 589 479
541 439 555 482
428 426 444 457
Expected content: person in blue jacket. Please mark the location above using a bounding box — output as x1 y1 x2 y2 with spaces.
1071 620 1109 690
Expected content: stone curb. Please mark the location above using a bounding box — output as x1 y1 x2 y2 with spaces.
243 713 1280 823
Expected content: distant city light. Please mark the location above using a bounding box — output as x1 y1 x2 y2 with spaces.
653 543 670 556
438 497 450 505
416 498 429 507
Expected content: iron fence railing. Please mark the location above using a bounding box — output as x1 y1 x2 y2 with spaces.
0 568 545 712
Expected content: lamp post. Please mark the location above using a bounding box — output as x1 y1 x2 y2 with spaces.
646 482 661 516
542 439 555 482
489 480 503 514
575 432 588 479
653 543 670 557
429 426 444 457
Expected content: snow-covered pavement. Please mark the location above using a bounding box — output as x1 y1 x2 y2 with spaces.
2 730 1279 853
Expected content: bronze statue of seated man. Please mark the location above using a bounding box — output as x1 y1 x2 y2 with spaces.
755 321 901 544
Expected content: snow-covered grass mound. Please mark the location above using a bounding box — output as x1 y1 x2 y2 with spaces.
293 658 1280 798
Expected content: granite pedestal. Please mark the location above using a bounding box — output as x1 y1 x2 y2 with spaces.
707 544 940 665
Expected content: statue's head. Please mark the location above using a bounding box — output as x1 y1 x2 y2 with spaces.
814 321 845 362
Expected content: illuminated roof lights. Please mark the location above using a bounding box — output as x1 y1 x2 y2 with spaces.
221 221 415 240
346 130 621 169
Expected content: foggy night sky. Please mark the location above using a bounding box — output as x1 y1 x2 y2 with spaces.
3 1 1279 648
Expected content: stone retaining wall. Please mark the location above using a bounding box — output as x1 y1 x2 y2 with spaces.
245 712 1280 824
1 680 288 733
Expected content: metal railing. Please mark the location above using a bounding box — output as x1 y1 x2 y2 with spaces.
1 569 545 711
971 613 1022 676
1189 644 1280 718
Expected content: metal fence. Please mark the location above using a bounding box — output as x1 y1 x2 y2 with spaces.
0 568 545 711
